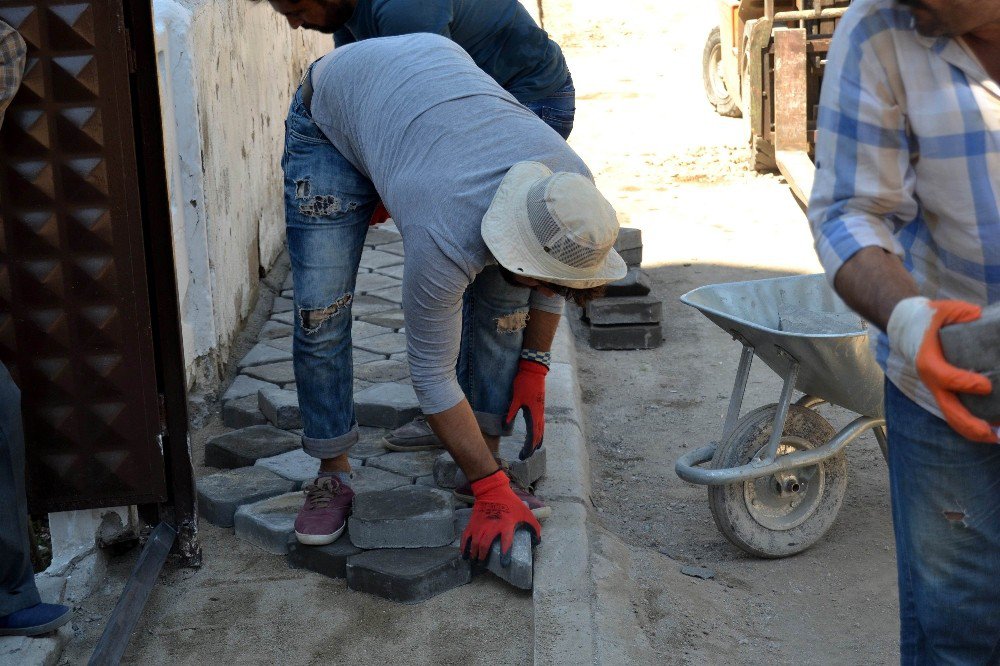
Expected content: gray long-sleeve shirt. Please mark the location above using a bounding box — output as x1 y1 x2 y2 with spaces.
309 34 591 414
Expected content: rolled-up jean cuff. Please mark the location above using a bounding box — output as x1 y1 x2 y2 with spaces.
302 427 358 459
474 411 513 437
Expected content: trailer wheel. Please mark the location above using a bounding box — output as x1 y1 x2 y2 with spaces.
703 27 741 118
708 404 848 558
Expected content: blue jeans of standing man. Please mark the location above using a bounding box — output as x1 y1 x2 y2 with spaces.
885 379 1000 664
282 69 575 460
0 363 41 616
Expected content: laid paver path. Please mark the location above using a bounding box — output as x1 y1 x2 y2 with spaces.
196 221 546 602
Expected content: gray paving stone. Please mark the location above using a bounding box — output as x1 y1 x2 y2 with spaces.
244 360 296 385
360 248 405 271
499 438 547 487
353 349 384 365
365 227 401 247
587 296 662 326
941 302 1000 419
260 320 293 340
603 267 652 298
613 226 642 252
360 310 406 331
375 264 405 280
197 467 296 528
355 382 420 428
272 310 295 326
286 532 362 579
222 395 268 428
355 271 401 295
372 285 403 305
346 546 471 604
259 387 302 430
205 425 300 468
254 448 331 486
349 465 412 493
281 289 294 298
415 475 436 487
353 358 409 384
239 342 292 369
234 491 303 555
350 426 391 461
354 379 374 394
367 450 440 479
349 486 455 549
273 296 293 313
350 319 391 340
282 272 295 291
432 452 467 489
380 240 405 256
618 246 642 268
589 323 662 350
264 335 294 352
355 332 407 357
454 508 473 536
223 374 276 402
486 527 534 590
351 294 398 319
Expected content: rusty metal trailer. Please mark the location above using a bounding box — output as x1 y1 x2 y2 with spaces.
703 0 851 207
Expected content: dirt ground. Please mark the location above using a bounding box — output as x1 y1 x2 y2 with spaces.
546 1 899 663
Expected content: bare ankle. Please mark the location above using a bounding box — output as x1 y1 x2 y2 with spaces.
319 455 351 474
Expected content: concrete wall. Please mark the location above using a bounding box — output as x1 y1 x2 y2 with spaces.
154 0 328 391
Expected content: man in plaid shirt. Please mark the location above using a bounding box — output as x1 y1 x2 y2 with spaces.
809 0 1000 660
0 19 73 637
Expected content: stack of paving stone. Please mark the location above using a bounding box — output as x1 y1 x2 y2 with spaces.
582 226 663 350
197 222 541 603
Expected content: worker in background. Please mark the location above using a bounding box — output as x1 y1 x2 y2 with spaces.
258 0 575 467
0 19 73 638
809 0 1000 660
274 34 624 566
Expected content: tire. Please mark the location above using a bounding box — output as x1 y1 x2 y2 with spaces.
702 27 742 118
707 404 848 558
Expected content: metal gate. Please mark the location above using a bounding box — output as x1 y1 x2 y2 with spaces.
0 1 191 527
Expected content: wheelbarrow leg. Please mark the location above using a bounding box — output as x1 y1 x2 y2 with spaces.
874 425 889 462
754 359 800 465
722 343 755 441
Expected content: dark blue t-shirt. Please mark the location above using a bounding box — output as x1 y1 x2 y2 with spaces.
335 0 568 103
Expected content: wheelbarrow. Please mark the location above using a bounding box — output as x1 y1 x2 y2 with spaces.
675 274 886 558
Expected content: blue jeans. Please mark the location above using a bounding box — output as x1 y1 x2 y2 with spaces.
282 73 543 459
0 363 41 616
885 380 1000 664
523 73 575 140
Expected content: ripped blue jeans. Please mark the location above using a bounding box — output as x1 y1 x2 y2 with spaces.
885 380 1000 664
282 80 534 460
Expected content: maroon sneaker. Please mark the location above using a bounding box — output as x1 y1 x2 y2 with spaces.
453 471 550 521
294 476 355 545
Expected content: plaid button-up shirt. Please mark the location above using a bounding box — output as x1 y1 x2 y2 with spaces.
0 19 25 128
809 0 1000 419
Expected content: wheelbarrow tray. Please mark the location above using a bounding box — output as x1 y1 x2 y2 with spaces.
681 274 884 419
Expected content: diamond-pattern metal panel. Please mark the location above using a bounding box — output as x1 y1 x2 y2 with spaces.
0 2 166 512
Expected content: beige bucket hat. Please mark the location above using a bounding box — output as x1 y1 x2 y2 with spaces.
482 162 627 289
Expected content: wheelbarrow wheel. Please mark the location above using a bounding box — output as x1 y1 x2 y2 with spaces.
708 404 848 558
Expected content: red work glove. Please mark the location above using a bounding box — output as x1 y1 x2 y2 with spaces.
369 201 391 226
461 469 541 565
888 297 997 443
505 359 548 461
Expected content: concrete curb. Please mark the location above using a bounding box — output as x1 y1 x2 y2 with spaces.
533 310 597 665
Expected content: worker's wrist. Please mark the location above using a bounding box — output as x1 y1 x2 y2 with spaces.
520 348 551 368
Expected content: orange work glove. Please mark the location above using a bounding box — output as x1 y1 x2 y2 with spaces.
887 297 997 443
461 469 541 565
369 201 391 226
505 359 548 461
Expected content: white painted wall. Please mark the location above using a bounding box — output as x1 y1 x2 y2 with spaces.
154 0 327 390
